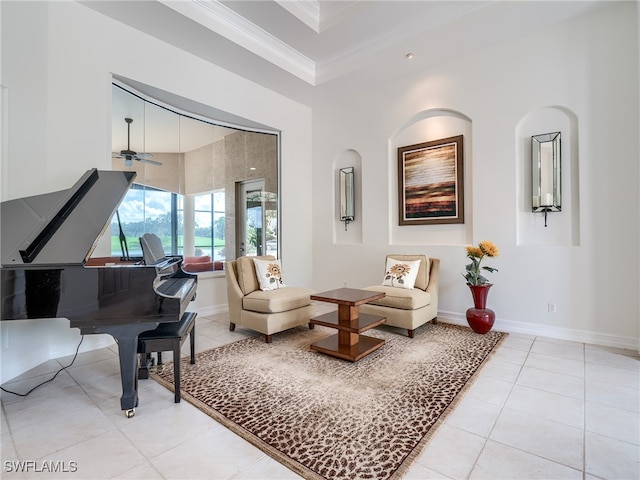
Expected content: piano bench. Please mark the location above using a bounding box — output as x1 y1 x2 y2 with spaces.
137 311 197 403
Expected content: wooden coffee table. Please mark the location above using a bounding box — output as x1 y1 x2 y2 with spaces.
310 288 386 362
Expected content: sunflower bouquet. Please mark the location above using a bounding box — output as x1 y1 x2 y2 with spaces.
463 240 499 286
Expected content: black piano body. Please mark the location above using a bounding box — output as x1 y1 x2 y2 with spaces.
1 169 197 417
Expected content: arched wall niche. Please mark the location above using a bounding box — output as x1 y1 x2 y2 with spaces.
389 108 473 246
515 105 580 246
333 149 363 244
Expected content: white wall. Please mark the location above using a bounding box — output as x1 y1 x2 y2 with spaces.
638 0 640 355
312 2 639 349
1 2 638 382
0 1 312 381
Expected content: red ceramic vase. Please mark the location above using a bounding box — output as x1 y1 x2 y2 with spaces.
466 284 495 334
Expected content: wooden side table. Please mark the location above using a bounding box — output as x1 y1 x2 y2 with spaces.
310 287 386 362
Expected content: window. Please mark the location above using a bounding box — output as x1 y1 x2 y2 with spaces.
111 184 176 259
176 191 225 261
212 191 226 261
111 81 279 268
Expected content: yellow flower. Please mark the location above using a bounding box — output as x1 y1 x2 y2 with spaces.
466 246 483 258
463 241 499 286
479 240 499 258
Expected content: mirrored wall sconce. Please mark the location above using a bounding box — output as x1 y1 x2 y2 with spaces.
339 167 355 230
531 132 561 227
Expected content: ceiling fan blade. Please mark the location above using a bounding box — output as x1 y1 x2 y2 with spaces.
113 153 134 162
138 157 163 166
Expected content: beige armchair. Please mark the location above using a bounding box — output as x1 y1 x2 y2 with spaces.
359 254 439 338
225 255 315 343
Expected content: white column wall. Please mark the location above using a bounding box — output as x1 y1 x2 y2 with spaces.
312 2 639 349
0 1 312 380
637 0 640 356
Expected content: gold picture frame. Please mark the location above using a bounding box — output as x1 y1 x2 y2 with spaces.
398 135 464 225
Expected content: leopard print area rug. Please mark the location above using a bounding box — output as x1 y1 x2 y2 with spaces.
152 322 506 480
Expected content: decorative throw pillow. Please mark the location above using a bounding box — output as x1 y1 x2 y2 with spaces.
253 258 287 291
382 258 421 289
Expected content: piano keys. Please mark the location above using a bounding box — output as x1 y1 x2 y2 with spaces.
1 169 197 417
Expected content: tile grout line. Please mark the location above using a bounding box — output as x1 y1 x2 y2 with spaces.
463 334 536 478
478 336 589 477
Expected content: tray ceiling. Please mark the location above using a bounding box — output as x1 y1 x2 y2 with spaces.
84 0 608 105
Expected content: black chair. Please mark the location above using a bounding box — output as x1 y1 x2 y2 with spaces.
137 311 197 403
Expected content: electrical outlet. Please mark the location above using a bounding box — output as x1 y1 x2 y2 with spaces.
548 302 557 313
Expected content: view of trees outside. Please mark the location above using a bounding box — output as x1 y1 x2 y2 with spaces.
111 186 225 261
244 204 278 256
265 208 277 253
190 191 226 260
111 187 175 258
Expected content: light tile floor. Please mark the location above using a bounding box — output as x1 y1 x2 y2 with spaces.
1 312 639 479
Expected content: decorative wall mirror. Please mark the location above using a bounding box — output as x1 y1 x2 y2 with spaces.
111 82 279 267
339 167 355 230
531 132 561 227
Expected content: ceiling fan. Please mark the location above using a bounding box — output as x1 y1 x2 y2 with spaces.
114 117 162 167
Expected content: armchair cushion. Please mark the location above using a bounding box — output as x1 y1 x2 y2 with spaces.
243 286 314 314
236 255 275 295
382 258 421 289
363 285 431 310
385 254 430 290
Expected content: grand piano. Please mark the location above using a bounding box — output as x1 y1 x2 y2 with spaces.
1 169 197 417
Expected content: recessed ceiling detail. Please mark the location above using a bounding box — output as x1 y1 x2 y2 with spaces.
275 0 321 32
275 0 365 33
86 0 610 103
159 0 499 86
160 0 317 84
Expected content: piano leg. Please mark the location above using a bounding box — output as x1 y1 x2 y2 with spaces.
80 322 159 417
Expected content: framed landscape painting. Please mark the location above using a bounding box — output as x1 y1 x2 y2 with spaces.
398 135 464 225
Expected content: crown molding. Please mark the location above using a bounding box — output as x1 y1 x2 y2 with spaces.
275 0 321 33
160 0 316 84
159 0 493 87
274 0 363 33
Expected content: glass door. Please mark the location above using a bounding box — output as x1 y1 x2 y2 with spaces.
237 178 266 257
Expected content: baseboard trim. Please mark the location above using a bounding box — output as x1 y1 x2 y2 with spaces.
437 310 640 351
4 305 635 383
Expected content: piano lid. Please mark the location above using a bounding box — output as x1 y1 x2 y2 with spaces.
1 169 136 268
